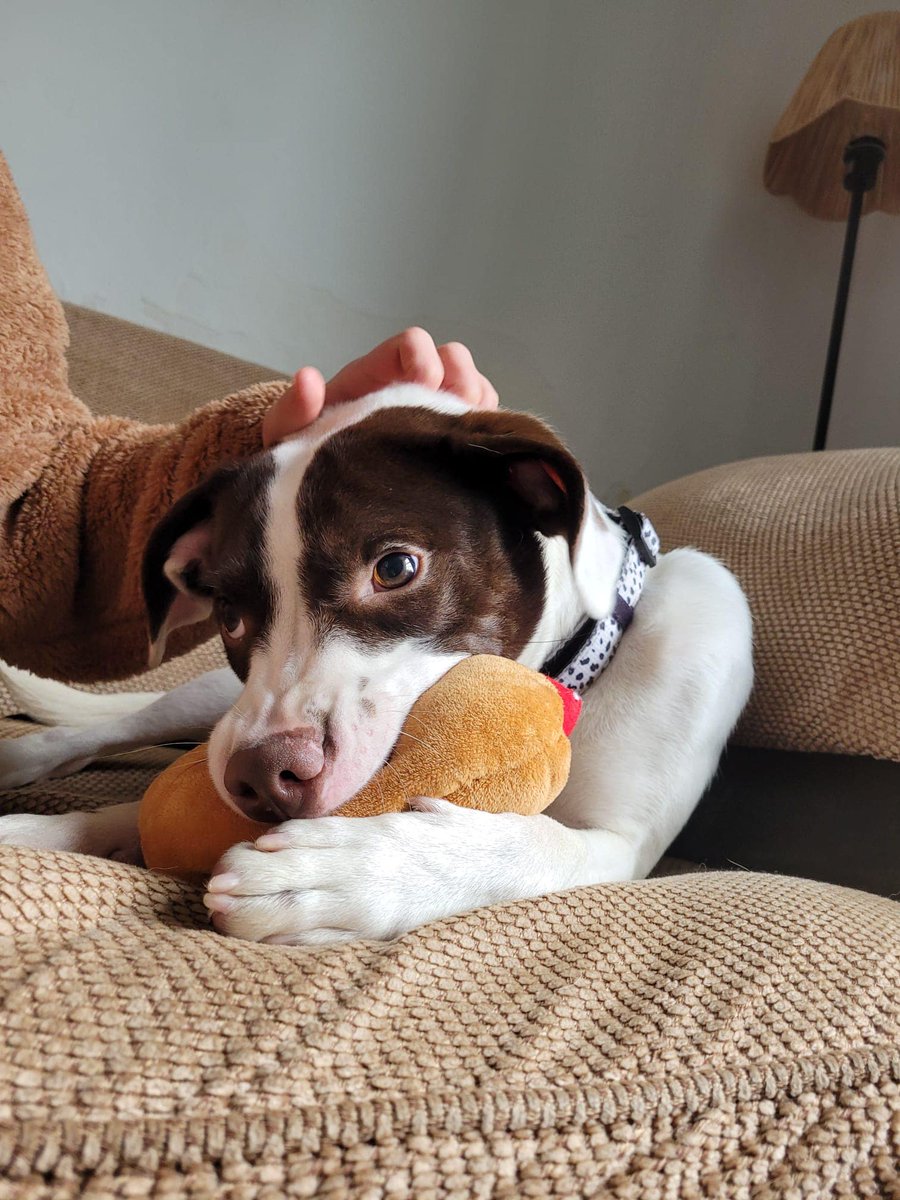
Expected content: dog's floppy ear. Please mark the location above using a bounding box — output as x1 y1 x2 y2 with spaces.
452 410 624 620
141 468 234 668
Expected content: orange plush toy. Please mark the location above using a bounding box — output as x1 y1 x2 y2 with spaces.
139 655 582 877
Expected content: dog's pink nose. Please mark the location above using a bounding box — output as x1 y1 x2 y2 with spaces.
224 729 325 822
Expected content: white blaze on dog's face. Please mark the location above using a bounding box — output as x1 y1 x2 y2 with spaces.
142 386 625 823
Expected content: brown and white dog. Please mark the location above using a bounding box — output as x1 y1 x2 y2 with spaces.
0 386 753 945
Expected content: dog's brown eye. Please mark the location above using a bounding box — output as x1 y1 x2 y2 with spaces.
216 598 246 640
373 553 419 591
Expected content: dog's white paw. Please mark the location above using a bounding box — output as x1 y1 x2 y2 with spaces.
204 800 543 946
0 728 94 789
0 803 141 862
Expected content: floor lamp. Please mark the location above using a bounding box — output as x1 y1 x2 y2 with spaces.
764 12 900 451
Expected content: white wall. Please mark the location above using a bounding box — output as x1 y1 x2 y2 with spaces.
2 0 897 498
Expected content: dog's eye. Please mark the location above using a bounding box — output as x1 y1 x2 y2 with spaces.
373 553 419 591
215 598 246 640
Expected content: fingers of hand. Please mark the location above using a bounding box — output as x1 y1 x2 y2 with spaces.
261 366 326 447
436 341 499 408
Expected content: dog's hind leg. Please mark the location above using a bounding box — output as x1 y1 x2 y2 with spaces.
0 667 240 789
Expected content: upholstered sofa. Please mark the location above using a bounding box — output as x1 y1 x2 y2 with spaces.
0 307 896 1198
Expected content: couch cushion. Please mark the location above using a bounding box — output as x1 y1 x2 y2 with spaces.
632 448 900 762
0 854 896 1196
63 302 281 424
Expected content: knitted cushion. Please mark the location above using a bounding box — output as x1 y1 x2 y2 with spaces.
0 852 896 1197
63 302 281 424
632 448 900 762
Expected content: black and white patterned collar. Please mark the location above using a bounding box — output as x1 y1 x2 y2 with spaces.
540 506 660 696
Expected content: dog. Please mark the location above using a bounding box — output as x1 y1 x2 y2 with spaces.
0 384 753 946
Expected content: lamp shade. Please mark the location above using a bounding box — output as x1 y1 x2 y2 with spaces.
765 11 900 219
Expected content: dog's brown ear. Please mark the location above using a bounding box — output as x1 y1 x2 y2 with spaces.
450 410 623 619
142 467 235 667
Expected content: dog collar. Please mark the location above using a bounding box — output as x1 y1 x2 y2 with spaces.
540 506 660 696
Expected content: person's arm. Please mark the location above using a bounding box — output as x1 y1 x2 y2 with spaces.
0 152 499 682
0 332 497 684
0 381 281 683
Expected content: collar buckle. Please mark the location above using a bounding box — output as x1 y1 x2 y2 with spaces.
616 505 657 567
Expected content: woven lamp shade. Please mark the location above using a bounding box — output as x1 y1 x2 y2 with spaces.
765 11 900 220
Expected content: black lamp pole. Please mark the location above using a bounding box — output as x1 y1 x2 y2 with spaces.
814 134 885 451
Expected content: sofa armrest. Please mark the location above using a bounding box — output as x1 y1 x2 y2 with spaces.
632 448 900 764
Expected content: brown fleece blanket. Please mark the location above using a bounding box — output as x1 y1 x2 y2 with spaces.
0 150 286 683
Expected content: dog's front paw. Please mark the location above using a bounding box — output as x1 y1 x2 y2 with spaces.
203 801 529 946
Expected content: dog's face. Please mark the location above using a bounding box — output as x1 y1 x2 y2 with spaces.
143 387 624 821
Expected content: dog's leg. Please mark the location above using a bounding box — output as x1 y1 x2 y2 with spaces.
0 667 241 858
202 802 661 946
547 549 755 879
205 551 754 945
0 801 142 860
0 667 240 789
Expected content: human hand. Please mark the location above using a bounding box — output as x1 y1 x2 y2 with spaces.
262 327 498 448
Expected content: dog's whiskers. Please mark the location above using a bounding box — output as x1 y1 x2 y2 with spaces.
393 729 436 755
377 754 408 802
86 742 199 765
367 707 440 757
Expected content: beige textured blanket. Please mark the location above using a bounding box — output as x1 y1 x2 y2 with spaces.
0 856 897 1197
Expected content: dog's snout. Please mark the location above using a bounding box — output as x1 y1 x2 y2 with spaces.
224 729 325 822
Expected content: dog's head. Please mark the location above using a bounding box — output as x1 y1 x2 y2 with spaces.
143 386 625 821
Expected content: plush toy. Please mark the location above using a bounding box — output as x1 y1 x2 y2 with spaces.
139 654 582 876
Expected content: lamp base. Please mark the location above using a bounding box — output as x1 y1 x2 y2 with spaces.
814 136 885 452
